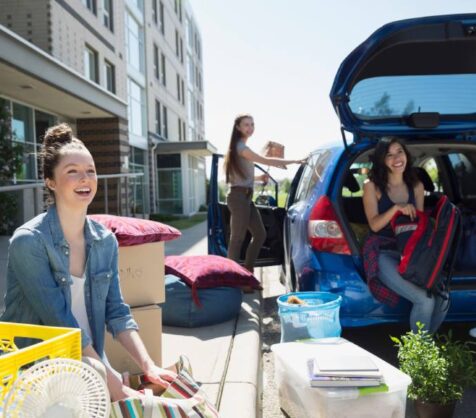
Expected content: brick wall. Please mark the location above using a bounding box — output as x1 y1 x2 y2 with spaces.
77 117 130 215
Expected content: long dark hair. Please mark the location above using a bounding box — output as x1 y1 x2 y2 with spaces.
224 114 252 183
368 136 417 193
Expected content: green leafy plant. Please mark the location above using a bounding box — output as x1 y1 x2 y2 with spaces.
391 323 476 406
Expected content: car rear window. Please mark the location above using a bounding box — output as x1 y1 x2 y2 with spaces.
349 74 476 120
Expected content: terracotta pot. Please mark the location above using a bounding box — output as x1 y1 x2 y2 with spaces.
414 399 456 418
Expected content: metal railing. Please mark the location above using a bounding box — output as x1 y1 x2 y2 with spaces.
0 172 145 217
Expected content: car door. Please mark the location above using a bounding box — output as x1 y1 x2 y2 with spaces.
282 164 305 290
207 154 285 267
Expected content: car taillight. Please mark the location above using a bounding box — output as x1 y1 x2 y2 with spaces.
308 195 351 255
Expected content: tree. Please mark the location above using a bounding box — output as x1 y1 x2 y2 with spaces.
370 92 394 116
0 101 23 234
280 178 291 194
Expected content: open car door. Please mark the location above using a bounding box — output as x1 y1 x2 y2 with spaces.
208 154 285 267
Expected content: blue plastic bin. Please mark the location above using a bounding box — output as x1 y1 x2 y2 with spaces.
277 292 342 342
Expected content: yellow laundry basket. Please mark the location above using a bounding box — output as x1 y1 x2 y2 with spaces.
0 322 81 400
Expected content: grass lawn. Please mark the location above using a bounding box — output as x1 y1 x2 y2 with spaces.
150 213 207 230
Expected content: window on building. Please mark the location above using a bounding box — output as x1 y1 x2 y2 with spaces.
12 102 35 180
153 44 159 80
134 0 144 13
176 73 181 101
125 12 144 73
157 154 182 214
1 99 56 185
103 0 113 31
180 38 184 63
82 0 97 15
195 66 199 88
152 0 157 24
160 53 166 86
178 0 182 22
104 60 115 93
130 146 148 214
159 1 165 35
174 0 178 14
175 29 179 58
181 79 185 105
186 18 193 50
155 100 161 136
187 57 194 88
182 120 186 141
187 89 194 121
197 38 201 61
128 78 146 137
84 44 99 83
35 110 56 147
178 118 182 141
162 106 168 139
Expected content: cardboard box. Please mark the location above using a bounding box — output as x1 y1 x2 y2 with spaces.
104 305 162 374
118 241 165 307
262 140 285 158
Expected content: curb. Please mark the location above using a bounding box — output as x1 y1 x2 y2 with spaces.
218 292 262 418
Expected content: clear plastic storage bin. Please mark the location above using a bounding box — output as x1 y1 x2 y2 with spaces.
272 340 411 418
277 292 342 342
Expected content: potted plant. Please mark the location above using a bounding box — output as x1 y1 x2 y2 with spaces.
391 323 476 418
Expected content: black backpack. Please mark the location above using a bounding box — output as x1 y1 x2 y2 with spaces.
390 196 461 294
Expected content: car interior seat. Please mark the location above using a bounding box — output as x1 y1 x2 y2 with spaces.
342 171 369 247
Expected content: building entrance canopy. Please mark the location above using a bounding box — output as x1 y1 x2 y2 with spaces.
0 26 127 120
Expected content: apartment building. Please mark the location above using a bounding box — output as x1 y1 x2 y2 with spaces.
145 0 211 215
0 0 213 227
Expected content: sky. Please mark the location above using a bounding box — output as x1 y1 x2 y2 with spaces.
189 0 475 179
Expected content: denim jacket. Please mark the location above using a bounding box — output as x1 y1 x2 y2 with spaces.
1 205 138 357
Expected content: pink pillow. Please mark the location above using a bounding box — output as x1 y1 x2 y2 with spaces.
165 255 261 306
89 214 181 247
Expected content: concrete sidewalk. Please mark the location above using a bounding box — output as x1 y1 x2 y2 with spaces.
162 221 263 418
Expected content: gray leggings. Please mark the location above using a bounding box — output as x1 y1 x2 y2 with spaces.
226 189 266 271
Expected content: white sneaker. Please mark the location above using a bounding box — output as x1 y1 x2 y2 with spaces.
469 328 476 338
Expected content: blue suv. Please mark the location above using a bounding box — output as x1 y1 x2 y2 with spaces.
208 14 476 327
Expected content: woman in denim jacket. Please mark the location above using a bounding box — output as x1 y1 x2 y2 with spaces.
1 123 176 401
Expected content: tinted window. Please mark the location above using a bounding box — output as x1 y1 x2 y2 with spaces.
421 159 443 193
342 162 371 197
349 74 476 119
448 153 476 199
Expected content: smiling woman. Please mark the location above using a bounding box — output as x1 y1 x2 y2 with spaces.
0 123 178 402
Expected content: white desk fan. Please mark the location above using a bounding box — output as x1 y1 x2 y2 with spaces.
3 358 110 418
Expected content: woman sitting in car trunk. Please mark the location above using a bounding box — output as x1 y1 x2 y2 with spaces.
362 136 448 333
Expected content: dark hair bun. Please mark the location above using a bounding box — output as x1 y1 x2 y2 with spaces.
43 123 73 146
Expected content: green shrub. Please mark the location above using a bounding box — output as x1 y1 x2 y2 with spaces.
391 323 476 405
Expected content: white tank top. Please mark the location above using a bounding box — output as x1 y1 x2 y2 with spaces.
70 273 93 342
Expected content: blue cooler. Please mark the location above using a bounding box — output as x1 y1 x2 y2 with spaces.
277 292 342 342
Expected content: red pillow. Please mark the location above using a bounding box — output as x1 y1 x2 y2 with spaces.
89 214 181 247
165 255 261 306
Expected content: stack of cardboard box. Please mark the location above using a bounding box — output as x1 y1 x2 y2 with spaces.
105 241 165 374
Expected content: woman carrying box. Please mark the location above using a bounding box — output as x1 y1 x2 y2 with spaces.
1 123 176 401
224 114 306 274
